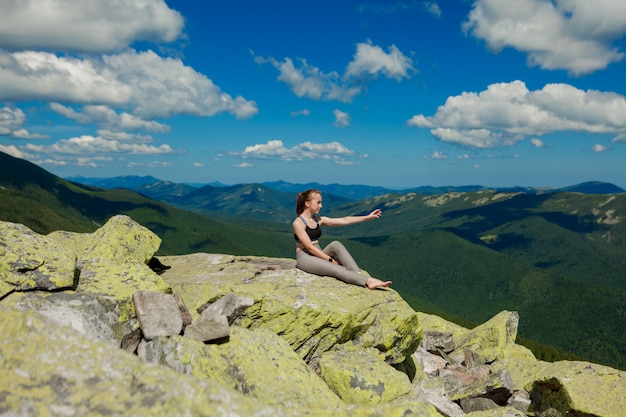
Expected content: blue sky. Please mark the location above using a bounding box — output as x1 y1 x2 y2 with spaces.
1 0 625 189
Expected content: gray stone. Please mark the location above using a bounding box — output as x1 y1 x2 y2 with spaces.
133 290 183 340
421 331 455 353
174 291 193 326
184 313 230 342
197 293 254 324
507 390 531 413
460 396 499 412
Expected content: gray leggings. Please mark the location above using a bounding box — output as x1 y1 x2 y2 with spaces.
296 240 368 287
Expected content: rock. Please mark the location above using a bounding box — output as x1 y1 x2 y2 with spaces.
2 290 133 344
413 346 449 376
159 253 421 366
133 290 183 340
507 390 531 414
173 292 193 326
414 385 466 417
140 325 345 410
184 313 230 342
121 327 143 352
507 358 626 417
454 311 520 363
460 396 499 412
0 304 290 417
421 331 455 353
80 214 161 264
319 348 412 405
197 293 255 324
183 294 254 342
0 221 77 297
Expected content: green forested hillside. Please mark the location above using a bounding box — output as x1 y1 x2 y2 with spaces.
1 150 624 370
0 152 292 258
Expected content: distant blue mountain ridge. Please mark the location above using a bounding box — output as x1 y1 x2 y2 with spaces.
66 176 625 200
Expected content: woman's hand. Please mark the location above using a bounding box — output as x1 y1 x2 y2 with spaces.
367 208 382 220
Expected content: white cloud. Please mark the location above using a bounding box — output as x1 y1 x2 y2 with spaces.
345 42 415 81
0 144 28 158
234 139 361 164
0 106 26 135
48 135 175 155
0 105 48 139
463 0 626 75
613 133 626 143
51 104 170 133
530 138 544 147
428 151 448 160
458 154 470 159
333 109 351 128
234 162 254 168
291 109 311 117
592 143 609 152
193 162 205 167
408 80 626 148
97 129 154 144
0 50 258 120
253 41 414 102
0 0 184 53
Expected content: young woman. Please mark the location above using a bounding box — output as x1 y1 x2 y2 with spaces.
293 189 392 290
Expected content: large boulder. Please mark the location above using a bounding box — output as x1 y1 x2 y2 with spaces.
507 358 626 417
140 326 345 410
0 304 289 417
319 347 412 404
158 253 421 366
0 221 77 297
2 216 170 339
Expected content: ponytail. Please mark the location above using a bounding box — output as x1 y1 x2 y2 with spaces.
296 189 321 215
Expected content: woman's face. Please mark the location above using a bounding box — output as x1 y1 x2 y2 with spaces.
307 193 323 214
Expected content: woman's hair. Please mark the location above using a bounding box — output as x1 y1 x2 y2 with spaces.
296 189 321 215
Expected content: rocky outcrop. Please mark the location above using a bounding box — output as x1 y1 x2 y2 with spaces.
0 215 624 417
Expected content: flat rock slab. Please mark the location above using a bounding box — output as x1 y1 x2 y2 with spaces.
159 253 421 366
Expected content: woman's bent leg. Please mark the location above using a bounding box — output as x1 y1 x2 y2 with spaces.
322 241 360 272
296 249 367 287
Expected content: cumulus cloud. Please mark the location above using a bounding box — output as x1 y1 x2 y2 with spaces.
51 104 171 133
0 0 184 53
530 138 544 147
233 139 361 165
0 50 258 120
345 42 415 81
291 109 311 117
408 80 626 148
592 143 610 152
0 1 258 168
0 105 47 139
333 109 351 128
253 41 414 102
428 151 448 160
48 135 175 155
463 0 626 75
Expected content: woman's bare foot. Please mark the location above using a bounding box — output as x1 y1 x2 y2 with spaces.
365 277 392 290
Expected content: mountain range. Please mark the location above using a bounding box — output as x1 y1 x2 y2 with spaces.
3 150 625 370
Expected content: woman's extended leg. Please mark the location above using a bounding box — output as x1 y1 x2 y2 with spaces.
323 241 391 289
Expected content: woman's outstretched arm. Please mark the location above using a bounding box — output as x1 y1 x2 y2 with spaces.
320 208 382 227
